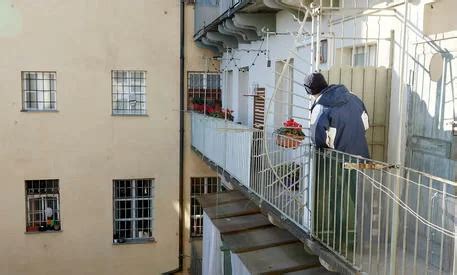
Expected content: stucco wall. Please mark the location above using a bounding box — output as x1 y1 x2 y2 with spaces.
182 4 218 275
221 10 312 133
0 1 182 274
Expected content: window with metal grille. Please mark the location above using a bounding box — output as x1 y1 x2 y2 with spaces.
113 179 154 243
112 70 146 115
22 72 57 111
190 177 224 237
187 72 221 111
352 44 377 67
313 40 328 64
25 179 61 233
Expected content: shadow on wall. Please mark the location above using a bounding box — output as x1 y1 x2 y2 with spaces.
405 51 456 181
0 0 22 37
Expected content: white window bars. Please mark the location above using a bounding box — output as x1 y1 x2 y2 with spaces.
22 72 57 111
187 71 221 111
113 179 154 243
112 70 146 115
190 177 224 237
25 179 61 232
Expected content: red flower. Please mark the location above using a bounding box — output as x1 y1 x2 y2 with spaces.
283 118 302 129
206 105 215 114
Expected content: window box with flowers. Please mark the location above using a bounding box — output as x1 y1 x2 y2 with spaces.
209 108 234 121
191 97 205 112
275 118 305 149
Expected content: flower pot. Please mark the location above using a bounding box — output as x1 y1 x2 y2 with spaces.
26 225 39 232
193 103 203 112
276 133 304 149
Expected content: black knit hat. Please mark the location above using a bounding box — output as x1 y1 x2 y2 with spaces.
304 72 328 95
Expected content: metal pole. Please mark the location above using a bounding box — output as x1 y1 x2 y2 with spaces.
310 12 315 73
351 0 357 67
315 2 321 71
390 1 409 274
204 57 208 115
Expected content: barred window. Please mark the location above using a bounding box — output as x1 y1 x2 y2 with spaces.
313 40 328 64
187 72 221 111
22 72 57 111
190 177 224 237
352 45 377 67
113 179 154 243
25 180 61 232
112 70 146 115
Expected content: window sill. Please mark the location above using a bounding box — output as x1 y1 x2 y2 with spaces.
25 230 62 235
111 113 148 117
21 109 59 113
113 238 155 245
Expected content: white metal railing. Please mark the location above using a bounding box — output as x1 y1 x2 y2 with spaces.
219 0 242 15
313 149 456 275
192 113 252 186
192 112 314 229
191 112 456 275
194 0 244 37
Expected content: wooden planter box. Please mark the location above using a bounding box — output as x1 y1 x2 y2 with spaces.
276 133 304 149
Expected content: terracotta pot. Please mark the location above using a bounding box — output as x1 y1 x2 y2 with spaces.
192 103 203 112
26 225 39 232
276 133 304 149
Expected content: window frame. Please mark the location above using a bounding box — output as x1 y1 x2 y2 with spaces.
313 39 328 65
187 71 221 111
24 179 61 233
190 177 224 238
352 44 377 67
21 71 58 112
111 70 147 116
112 178 154 244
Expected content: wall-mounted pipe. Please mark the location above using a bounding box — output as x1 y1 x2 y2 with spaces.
163 0 185 273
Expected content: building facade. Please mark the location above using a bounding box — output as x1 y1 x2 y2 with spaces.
190 0 457 274
0 1 214 274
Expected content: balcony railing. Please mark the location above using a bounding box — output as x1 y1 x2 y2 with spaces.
194 0 244 37
191 112 457 275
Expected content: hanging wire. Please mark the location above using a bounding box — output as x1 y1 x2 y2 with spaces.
238 38 266 72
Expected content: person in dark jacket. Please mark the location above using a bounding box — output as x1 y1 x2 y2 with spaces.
305 72 370 158
305 72 369 254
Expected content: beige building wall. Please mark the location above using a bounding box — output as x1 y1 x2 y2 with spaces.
182 4 219 274
0 1 183 274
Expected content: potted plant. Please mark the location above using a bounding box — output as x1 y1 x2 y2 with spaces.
275 118 305 149
26 224 39 232
191 97 204 111
209 108 234 121
275 162 301 191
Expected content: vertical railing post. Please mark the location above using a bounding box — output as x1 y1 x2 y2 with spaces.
454 222 457 275
247 130 252 188
223 120 227 171
310 145 317 236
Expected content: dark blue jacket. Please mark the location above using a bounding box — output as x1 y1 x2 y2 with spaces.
310 85 370 158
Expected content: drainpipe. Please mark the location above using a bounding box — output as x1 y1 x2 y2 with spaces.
163 0 185 274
